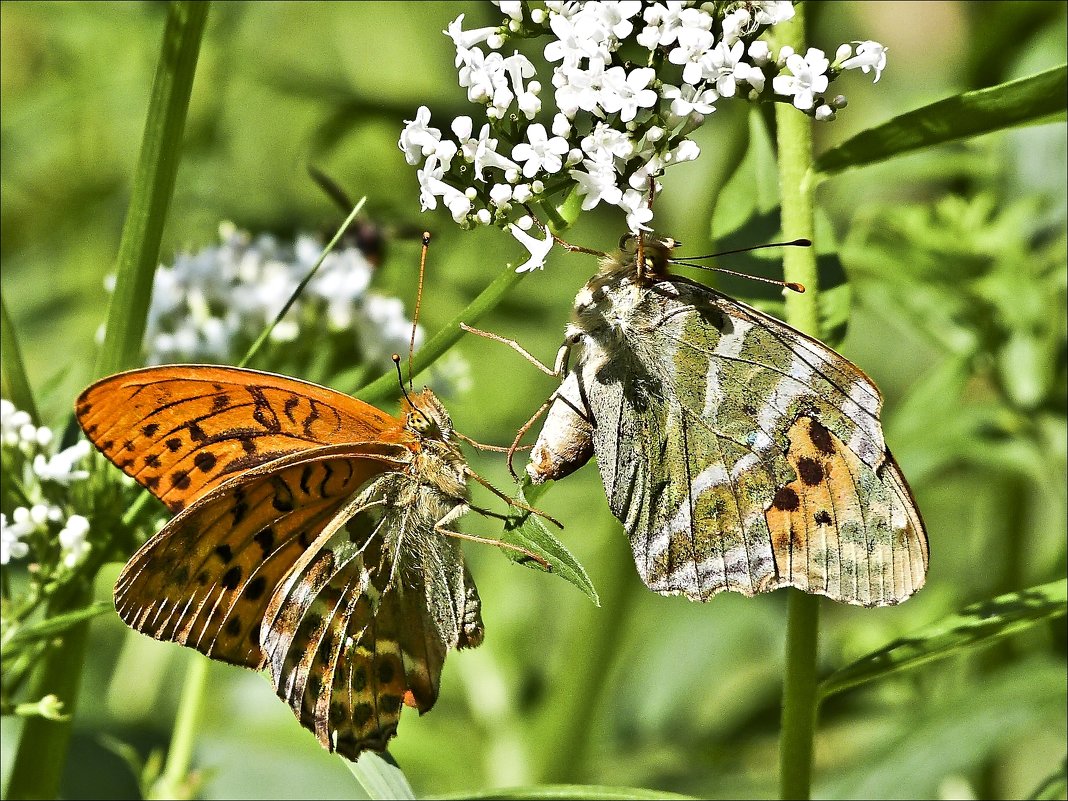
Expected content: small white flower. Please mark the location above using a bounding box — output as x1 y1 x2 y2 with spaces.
445 14 503 51
511 123 570 178
554 56 606 117
814 104 835 121
620 188 653 232
667 13 716 85
509 223 554 272
753 1 795 26
662 83 717 117
1 512 31 565
493 1 523 22
599 66 658 122
773 47 830 110
59 514 91 568
398 106 443 166
748 39 771 65
470 124 521 180
841 40 888 83
570 159 623 210
700 40 746 97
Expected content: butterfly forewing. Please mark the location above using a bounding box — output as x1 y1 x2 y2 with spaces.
76 365 408 512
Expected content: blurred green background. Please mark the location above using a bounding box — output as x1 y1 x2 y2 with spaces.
1 2 1065 799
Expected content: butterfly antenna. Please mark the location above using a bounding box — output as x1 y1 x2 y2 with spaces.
671 238 811 293
408 231 431 390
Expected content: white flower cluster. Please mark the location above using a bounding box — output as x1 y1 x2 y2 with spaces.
1 399 93 567
400 0 887 268
101 222 470 394
122 222 403 364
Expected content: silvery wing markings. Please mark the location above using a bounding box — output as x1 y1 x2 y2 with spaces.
528 239 928 607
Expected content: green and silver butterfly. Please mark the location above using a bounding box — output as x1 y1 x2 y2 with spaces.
524 236 928 607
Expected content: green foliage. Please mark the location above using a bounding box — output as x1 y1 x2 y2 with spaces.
1 2 1064 801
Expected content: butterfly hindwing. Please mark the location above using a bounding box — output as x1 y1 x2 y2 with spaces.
113 443 403 669
260 471 483 757
76 365 407 512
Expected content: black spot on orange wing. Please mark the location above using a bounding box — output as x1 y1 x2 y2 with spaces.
808 419 835 454
814 509 832 526
145 454 161 468
243 575 267 601
214 544 234 563
171 470 191 490
194 451 217 472
166 437 182 452
797 456 825 485
772 486 800 512
225 617 242 637
254 527 275 556
221 565 242 590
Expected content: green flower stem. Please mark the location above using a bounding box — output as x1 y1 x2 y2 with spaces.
533 520 636 783
773 6 822 801
356 265 527 403
149 654 209 800
95 1 210 377
4 582 92 800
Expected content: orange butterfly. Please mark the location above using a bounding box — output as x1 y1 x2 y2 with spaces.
77 364 509 759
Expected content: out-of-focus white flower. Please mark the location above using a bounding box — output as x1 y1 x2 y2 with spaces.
58 514 91 568
33 440 91 485
1 512 31 565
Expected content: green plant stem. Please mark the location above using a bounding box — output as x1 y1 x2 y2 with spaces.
149 655 209 799
534 520 636 783
95 1 209 377
5 582 92 800
356 266 527 403
773 7 822 801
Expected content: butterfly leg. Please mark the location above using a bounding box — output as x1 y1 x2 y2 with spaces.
433 504 551 570
464 466 563 529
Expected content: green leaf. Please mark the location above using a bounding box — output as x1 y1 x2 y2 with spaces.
820 578 1068 699
346 751 416 801
4 602 113 649
501 478 600 606
814 65 1068 178
710 107 778 239
0 295 40 423
428 784 695 800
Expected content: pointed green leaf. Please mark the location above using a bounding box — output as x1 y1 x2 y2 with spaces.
820 578 1067 699
814 65 1068 178
347 751 416 800
5 602 112 649
501 478 599 606
0 295 40 423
